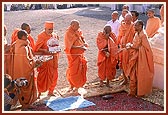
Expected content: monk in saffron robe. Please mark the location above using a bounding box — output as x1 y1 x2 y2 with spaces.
125 20 154 97
117 13 135 85
11 30 37 109
35 21 59 98
11 28 20 44
145 9 161 38
11 23 35 52
96 24 118 87
64 20 88 91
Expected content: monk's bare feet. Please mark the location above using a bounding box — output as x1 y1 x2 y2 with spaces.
106 79 112 88
37 92 41 99
99 80 104 87
106 83 112 88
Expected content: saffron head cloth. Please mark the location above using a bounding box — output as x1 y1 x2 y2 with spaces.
45 21 54 29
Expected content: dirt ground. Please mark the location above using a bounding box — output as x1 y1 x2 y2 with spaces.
4 6 165 111
4 6 119 89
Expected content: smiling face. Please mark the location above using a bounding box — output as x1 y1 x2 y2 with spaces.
44 21 54 35
45 28 53 35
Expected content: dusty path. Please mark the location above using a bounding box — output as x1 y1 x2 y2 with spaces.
4 7 114 89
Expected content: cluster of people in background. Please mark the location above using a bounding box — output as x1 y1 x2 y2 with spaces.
3 4 164 111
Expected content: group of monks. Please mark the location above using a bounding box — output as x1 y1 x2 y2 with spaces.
4 21 60 109
100 4 164 97
3 4 164 110
4 19 89 110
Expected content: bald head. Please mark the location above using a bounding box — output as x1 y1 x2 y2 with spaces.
147 9 155 18
70 19 80 31
111 11 118 21
112 11 118 15
21 23 31 34
124 13 132 24
103 24 112 36
21 23 29 30
71 19 79 25
147 9 155 14
125 13 132 19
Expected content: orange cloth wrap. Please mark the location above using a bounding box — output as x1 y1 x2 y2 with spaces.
35 30 58 93
97 32 118 80
44 21 54 29
64 26 87 88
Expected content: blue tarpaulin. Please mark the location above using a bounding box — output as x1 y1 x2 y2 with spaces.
45 96 96 111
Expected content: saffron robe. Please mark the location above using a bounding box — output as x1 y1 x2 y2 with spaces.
12 39 37 108
11 28 35 52
145 17 161 38
97 32 118 80
35 30 58 93
117 22 135 74
126 30 154 96
11 28 20 44
64 26 87 88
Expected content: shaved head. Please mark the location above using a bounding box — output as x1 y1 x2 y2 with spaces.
104 24 112 31
70 19 80 26
21 23 29 30
70 19 80 31
125 13 132 19
21 23 31 34
124 13 132 24
103 24 112 36
147 9 155 14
